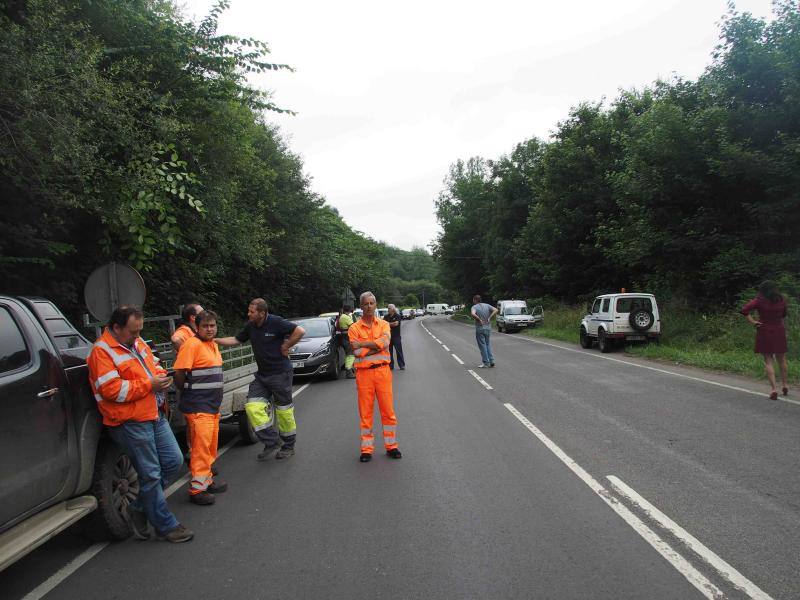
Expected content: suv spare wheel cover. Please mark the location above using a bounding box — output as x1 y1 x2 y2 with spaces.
629 308 654 332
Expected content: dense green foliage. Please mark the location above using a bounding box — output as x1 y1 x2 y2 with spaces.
434 3 800 308
0 0 440 325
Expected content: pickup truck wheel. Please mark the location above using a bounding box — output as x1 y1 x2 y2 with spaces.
579 327 592 349
83 441 135 541
497 323 504 333
598 329 613 353
237 412 259 445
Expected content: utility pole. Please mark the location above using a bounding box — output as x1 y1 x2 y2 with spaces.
422 289 425 307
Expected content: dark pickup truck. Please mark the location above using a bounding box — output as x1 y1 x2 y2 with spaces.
0 296 137 571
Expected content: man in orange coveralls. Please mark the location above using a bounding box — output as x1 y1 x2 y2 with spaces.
348 291 402 463
173 310 228 505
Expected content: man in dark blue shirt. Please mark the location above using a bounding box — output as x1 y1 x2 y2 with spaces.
216 298 305 460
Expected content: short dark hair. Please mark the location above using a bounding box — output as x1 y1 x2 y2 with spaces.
342 304 353 312
250 298 268 313
195 310 218 326
108 305 144 329
758 280 783 303
181 303 201 323
473 294 481 303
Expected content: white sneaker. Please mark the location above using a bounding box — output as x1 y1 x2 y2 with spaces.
476 363 488 368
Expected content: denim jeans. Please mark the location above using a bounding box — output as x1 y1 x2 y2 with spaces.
108 415 183 535
475 326 495 366
389 336 405 369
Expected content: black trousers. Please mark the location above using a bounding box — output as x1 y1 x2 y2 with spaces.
389 336 405 369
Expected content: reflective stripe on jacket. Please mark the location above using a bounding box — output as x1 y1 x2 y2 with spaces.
88 329 165 426
348 317 391 369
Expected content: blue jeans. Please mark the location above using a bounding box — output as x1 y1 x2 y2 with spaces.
475 326 495 366
108 415 183 535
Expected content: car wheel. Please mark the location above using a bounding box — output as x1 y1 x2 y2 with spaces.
327 353 341 380
598 329 613 353
629 308 655 332
83 441 135 541
579 327 592 349
237 412 259 445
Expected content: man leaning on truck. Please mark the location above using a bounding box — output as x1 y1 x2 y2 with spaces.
87 306 193 543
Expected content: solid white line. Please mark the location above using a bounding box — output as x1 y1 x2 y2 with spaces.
442 345 450 351
450 318 796 404
452 354 464 365
22 382 314 600
467 369 494 390
607 476 774 600
503 403 723 600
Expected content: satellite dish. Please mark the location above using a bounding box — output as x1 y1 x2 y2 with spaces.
84 262 146 322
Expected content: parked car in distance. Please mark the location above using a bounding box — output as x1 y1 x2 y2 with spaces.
353 308 363 321
415 308 425 317
376 307 389 320
426 303 449 315
496 300 544 333
401 308 415 320
288 317 346 379
444 305 454 315
579 293 661 353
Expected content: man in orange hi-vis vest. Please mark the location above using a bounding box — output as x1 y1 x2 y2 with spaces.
348 291 402 463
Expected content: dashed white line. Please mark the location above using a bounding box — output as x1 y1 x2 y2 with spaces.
452 354 464 365
22 384 313 600
607 476 773 600
442 345 450 351
503 403 723 600
467 369 494 390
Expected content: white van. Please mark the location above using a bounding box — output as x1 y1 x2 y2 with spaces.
426 303 449 315
496 299 543 333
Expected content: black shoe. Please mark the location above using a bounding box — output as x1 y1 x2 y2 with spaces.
211 464 219 476
386 448 402 459
489 363 495 367
257 444 279 461
399 366 405 370
189 491 215 505
207 478 227 493
359 452 372 462
276 447 295 459
125 506 150 540
158 524 194 543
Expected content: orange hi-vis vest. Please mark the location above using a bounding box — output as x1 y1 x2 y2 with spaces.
348 316 391 369
88 329 166 426
172 324 195 346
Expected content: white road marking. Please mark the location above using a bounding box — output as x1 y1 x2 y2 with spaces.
452 354 464 365
503 403 723 600
22 384 314 600
442 345 450 351
607 476 773 600
450 318 798 405
467 369 494 390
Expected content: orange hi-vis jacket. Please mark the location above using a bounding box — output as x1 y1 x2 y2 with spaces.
348 317 391 369
172 324 195 346
88 329 167 426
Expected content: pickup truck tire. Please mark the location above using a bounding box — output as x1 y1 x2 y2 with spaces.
629 308 655 332
82 441 135 541
497 322 504 333
579 327 592 349
237 412 259 445
598 329 613 353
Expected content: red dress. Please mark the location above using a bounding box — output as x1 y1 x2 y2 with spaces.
741 296 788 354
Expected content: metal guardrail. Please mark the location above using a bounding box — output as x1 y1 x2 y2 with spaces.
154 342 256 372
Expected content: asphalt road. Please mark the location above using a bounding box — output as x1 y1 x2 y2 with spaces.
3 316 799 599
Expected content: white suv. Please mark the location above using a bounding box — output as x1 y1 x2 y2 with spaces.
579 293 661 353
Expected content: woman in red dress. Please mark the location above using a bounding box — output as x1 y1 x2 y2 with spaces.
741 280 789 400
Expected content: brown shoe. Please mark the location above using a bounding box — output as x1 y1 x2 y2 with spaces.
207 478 227 494
189 491 215 505
158 524 194 543
275 447 295 459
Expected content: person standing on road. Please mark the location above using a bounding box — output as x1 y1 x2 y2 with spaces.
171 303 203 352
216 298 305 460
88 306 193 543
173 310 228 505
471 295 497 368
348 292 402 462
336 304 356 379
385 303 405 370
741 280 790 400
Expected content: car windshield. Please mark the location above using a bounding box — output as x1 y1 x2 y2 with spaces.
616 297 653 313
294 319 331 338
505 307 529 315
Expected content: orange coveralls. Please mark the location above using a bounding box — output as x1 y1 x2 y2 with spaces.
348 317 398 454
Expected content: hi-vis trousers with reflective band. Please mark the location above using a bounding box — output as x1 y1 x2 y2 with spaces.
183 412 219 495
356 364 397 454
245 371 296 448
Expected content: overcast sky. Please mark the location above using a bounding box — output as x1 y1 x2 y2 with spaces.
182 0 774 251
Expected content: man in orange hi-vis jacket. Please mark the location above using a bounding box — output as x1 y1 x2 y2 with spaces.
348 291 402 463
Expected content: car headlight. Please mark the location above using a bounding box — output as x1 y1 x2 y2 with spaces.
311 342 331 358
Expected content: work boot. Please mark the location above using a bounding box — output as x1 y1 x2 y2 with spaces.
275 447 295 459
189 491 215 505
158 524 194 543
124 505 150 540
386 448 402 459
257 444 279 461
207 478 228 494
211 464 219 476
359 452 372 463
345 369 356 379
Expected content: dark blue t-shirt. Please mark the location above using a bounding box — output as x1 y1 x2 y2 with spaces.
236 314 297 374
